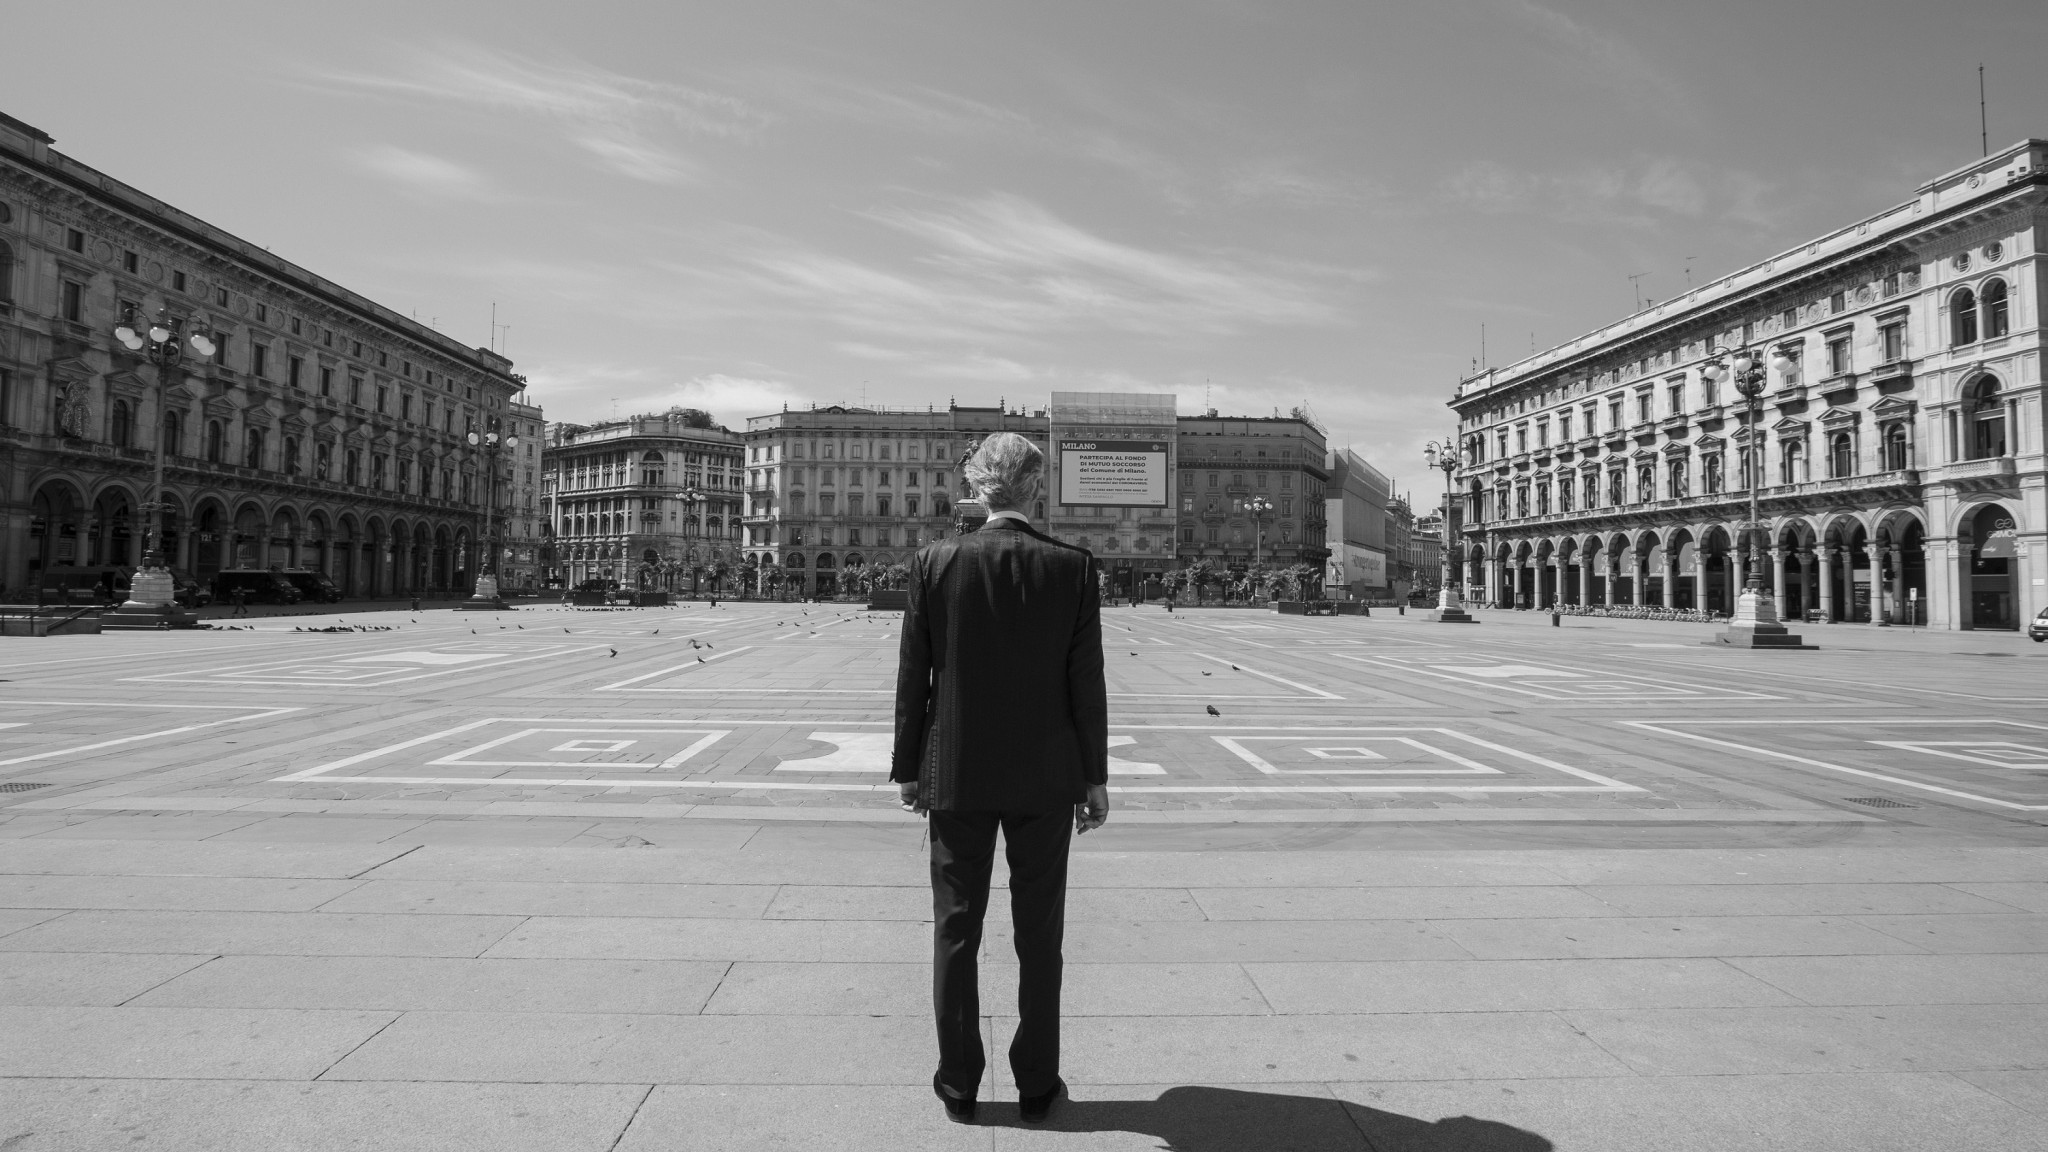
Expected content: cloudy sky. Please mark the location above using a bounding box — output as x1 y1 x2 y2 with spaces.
10 0 2044 496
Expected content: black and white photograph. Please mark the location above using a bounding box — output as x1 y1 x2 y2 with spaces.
1 1 2046 1148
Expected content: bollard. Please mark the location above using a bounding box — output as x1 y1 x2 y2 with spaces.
1361 605 1370 617
1397 605 1404 615
1550 611 1561 627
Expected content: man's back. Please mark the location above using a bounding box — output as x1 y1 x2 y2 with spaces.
891 519 1107 812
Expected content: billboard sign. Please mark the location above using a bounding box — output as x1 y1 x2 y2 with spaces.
1335 544 1388 589
1057 440 1169 507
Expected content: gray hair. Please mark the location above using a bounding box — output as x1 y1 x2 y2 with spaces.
963 432 1045 512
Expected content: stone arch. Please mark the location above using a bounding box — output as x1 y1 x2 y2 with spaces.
1960 502 2022 630
268 504 301 569
27 477 90 581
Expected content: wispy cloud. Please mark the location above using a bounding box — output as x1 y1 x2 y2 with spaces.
1441 156 1778 228
356 145 502 201
1496 0 1694 124
319 44 767 184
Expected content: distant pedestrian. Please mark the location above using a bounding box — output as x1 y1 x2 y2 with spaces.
410 595 420 612
230 586 248 617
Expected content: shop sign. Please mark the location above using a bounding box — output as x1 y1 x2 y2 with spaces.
1980 518 2017 559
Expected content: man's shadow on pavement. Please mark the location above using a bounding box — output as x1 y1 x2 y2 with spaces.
980 1085 1551 1151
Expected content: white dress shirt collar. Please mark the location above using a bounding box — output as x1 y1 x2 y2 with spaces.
984 510 1030 527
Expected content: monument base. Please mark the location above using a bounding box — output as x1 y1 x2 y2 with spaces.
458 574 512 611
1425 606 1477 623
1710 589 1816 649
100 601 200 631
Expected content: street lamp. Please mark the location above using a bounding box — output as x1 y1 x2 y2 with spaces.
1422 438 1474 623
1246 495 1273 566
459 422 520 611
104 307 215 631
1699 347 1813 649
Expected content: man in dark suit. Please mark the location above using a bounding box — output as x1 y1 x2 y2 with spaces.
892 431 1109 1126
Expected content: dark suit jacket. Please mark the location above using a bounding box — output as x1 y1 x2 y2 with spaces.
891 517 1108 812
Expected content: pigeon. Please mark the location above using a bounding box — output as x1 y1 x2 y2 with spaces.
470 629 476 634
652 630 659 635
1230 665 1240 671
697 656 705 663
1201 671 1212 676
705 643 713 648
565 628 571 633
517 624 524 629
1206 705 1221 717
1129 652 1137 657
691 640 701 649
608 648 618 657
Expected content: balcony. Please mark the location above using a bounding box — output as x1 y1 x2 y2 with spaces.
1868 360 1913 387
1818 373 1858 400
1937 456 2016 491
1772 384 1809 406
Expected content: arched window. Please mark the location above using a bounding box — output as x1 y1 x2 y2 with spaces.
1982 279 2009 339
1535 481 1550 516
244 428 264 470
1703 454 1723 494
284 437 301 475
0 240 13 304
205 420 224 463
1829 432 1854 478
162 408 182 456
1636 464 1654 503
1558 475 1574 512
1885 425 1910 471
1738 447 1754 490
1668 460 1688 498
345 450 361 486
1951 287 1978 346
1607 470 1624 506
316 443 332 480
110 400 131 448
1781 440 1805 484
1967 377 2006 459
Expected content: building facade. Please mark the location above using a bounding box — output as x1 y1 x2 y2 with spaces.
741 404 1039 597
1323 448 1393 597
1451 140 2045 631
0 112 529 601
541 409 744 591
1174 411 1331 584
500 396 546 590
1048 392 1178 598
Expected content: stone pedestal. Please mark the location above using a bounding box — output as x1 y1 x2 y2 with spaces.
1711 589 1816 649
102 566 200 631
458 573 511 611
1426 587 1476 623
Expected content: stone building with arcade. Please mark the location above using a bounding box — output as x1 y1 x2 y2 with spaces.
0 112 530 601
1450 140 2045 632
540 409 744 591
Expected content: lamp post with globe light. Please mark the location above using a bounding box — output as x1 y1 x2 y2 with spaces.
1421 437 1475 622
104 307 215 630
460 422 520 611
1247 494 1273 566
1699 347 1814 649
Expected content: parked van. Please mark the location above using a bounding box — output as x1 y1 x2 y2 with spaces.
279 568 344 603
36 565 130 606
211 569 303 605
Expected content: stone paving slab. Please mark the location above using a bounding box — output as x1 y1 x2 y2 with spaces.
1327 1073 2048 1152
0 839 415 878
1726 953 2048 1005
0 951 211 1006
1559 1003 2048 1075
1437 914 1932 960
130 954 730 1014
1853 913 2048 953
0 1080 651 1152
481 914 928 963
0 909 526 957
0 874 366 912
318 878 780 918
1244 957 1801 1013
1567 881 2026 917
0 1004 393 1079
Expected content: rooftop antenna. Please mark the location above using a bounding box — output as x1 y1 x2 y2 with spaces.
1979 65 1989 156
1683 257 1696 289
490 303 496 352
1628 272 1651 311
1479 323 1486 369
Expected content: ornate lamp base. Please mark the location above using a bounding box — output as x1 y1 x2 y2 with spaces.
102 567 199 630
1712 590 1816 650
458 573 512 611
1425 588 1476 623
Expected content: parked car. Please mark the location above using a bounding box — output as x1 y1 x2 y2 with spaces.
169 569 212 608
211 569 303 605
278 568 344 603
2030 606 2048 643
36 565 131 606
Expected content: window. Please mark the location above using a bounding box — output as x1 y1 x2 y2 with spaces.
1966 378 2007 459
1558 475 1574 512
345 450 360 485
205 420 224 463
256 304 267 324
1608 397 1623 429
376 386 388 414
123 250 138 274
1830 290 1846 314
61 280 82 322
252 344 268 379
1781 308 1798 329
371 455 387 489
0 241 12 303
1704 454 1722 494
316 443 331 480
349 376 363 406
162 408 181 456
1701 375 1719 406
1635 392 1652 424
1637 464 1654 503
401 393 413 420
1668 460 1688 498
397 460 411 494
245 428 265 469
65 228 84 253
110 400 131 447
1829 432 1853 478
215 286 229 307
318 367 333 397
1558 411 1572 441
1826 335 1851 377
1515 427 1527 454
172 270 187 293
288 356 303 389
1535 482 1550 515
212 333 228 366
284 437 300 475
290 317 301 336
1883 272 1900 296
1983 280 2009 339
1607 471 1624 505
906 495 920 516
1208 472 1219 488
1780 440 1805 484
1667 381 1685 415
1880 320 1905 363
1884 425 1909 471
1951 288 1978 346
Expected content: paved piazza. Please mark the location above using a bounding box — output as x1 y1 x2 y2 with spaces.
4 605 2048 1150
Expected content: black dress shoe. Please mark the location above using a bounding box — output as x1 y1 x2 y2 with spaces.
1019 1078 1066 1123
933 1074 976 1124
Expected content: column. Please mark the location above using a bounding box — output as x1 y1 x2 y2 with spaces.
1801 549 1818 621
1771 548 1788 605
1819 546 1836 622
1887 547 1905 625
1631 553 1647 605
1661 553 1676 608
1604 558 1620 605
1573 558 1587 605
1693 544 1709 613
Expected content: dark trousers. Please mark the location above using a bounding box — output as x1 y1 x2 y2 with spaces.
928 806 1073 1099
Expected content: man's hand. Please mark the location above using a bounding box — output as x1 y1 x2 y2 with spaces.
1077 783 1110 835
898 780 926 816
